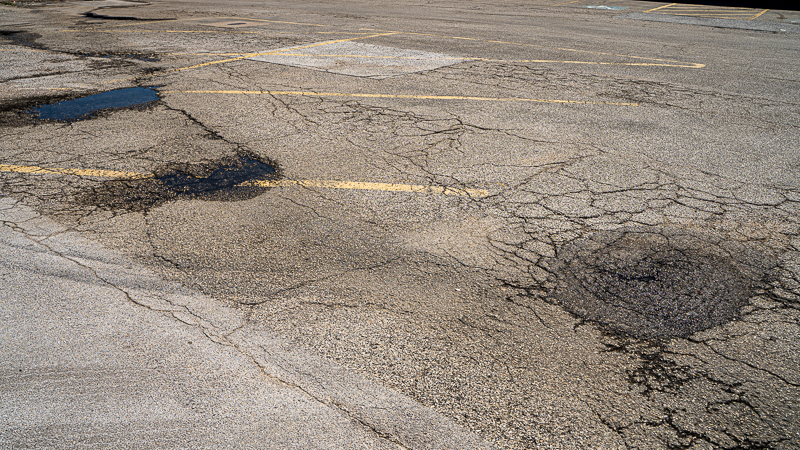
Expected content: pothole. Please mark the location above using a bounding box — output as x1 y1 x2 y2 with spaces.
81 154 278 211
30 87 160 121
545 227 775 340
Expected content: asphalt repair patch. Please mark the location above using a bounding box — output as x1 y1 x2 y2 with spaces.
82 154 278 211
545 227 777 340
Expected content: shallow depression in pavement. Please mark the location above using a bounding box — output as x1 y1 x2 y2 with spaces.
31 87 159 121
158 155 275 196
546 228 774 340
82 154 278 211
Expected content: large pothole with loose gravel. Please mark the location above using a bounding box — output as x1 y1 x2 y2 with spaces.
546 227 773 339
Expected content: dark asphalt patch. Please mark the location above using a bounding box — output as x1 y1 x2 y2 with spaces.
30 87 160 121
546 228 774 340
82 154 278 211
158 155 276 197
0 30 43 49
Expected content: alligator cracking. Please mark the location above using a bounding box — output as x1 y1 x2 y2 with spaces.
82 153 279 211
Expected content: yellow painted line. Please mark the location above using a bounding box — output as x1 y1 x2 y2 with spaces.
154 33 396 75
268 52 702 68
270 52 467 60
244 179 488 197
661 13 756 17
0 164 486 197
0 164 151 179
749 9 770 20
162 89 639 106
268 34 398 53
643 3 676 13
551 0 581 5
61 29 263 34
658 8 755 11
358 28 704 68
315 31 392 35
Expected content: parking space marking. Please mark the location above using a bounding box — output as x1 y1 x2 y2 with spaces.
0 164 488 197
643 3 676 13
157 33 397 75
0 163 150 179
245 179 488 197
56 19 703 70
357 28 704 68
260 51 702 68
61 29 264 34
641 3 769 20
161 89 639 106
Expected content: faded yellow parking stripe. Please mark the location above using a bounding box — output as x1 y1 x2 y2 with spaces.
0 164 151 179
244 179 488 197
61 29 263 34
163 89 639 106
264 51 703 68
0 164 488 197
643 3 676 13
156 32 396 75
358 27 705 68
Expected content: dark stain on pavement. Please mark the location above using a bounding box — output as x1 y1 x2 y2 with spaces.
546 227 776 340
82 153 278 211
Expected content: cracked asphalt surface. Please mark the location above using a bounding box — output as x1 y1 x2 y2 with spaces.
2 0 799 448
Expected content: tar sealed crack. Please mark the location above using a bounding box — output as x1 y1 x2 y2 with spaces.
545 227 776 340
81 153 279 211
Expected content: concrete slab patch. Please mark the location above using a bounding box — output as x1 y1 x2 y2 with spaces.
249 41 468 78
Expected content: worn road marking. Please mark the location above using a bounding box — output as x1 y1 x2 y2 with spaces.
244 179 488 197
643 3 676 13
357 28 704 68
642 4 768 20
0 164 151 179
0 164 488 197
61 29 264 34
162 89 639 106
254 51 702 68
551 0 582 5
155 33 396 75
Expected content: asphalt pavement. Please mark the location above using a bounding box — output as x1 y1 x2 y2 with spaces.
2 0 799 449
0 198 487 449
